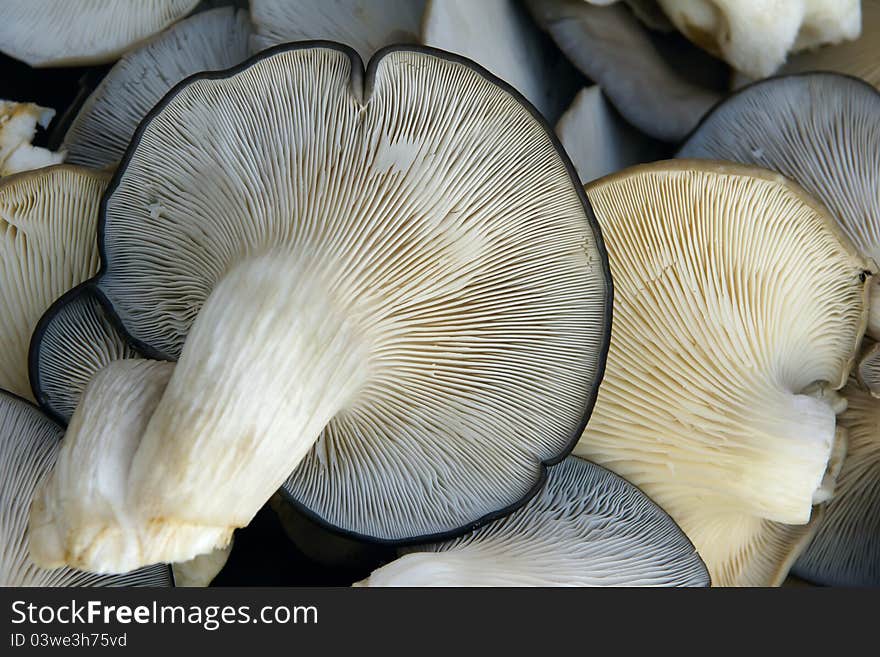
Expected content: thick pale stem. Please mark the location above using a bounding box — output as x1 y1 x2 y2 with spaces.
125 252 371 565
28 359 203 572
32 253 371 572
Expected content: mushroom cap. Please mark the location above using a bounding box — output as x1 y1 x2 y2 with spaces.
779 0 880 90
93 43 611 543
574 160 870 586
656 0 861 79
0 0 200 68
421 0 582 123
0 389 171 586
793 378 880 586
30 284 140 426
526 0 723 142
249 0 426 62
61 7 251 171
0 166 110 401
678 73 880 338
0 100 65 176
857 341 880 398
356 456 710 586
555 85 666 183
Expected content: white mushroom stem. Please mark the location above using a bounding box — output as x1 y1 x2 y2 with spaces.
28 360 228 573
31 253 372 571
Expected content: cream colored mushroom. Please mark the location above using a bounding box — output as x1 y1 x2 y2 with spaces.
0 0 199 67
0 166 109 401
656 0 861 78
679 73 880 340
574 160 870 586
779 0 880 90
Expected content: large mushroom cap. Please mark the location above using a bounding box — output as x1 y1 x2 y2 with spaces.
679 73 880 338
62 6 251 170
30 285 140 426
793 379 880 586
0 166 110 401
0 389 171 586
35 43 610 571
249 0 426 62
0 0 200 68
357 456 710 586
574 160 870 586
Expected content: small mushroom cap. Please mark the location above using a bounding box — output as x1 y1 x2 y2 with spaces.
857 341 880 398
91 44 611 546
30 285 140 426
0 100 65 176
679 73 880 338
421 0 582 123
249 0 426 62
62 7 251 170
0 390 171 586
793 379 880 586
656 0 861 79
0 166 110 401
356 456 710 587
0 0 200 67
779 0 880 90
575 160 870 586
555 85 665 183
526 0 723 142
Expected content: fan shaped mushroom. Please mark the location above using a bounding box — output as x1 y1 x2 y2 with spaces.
0 166 109 401
0 389 171 586
0 101 65 176
29 44 611 573
0 0 200 68
678 73 880 340
555 86 665 183
420 0 582 123
356 456 710 586
792 378 880 586
656 0 861 79
62 7 251 170
525 0 724 142
249 0 426 62
573 160 870 586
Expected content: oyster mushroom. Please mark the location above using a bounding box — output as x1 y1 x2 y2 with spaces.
30 43 612 573
574 160 869 586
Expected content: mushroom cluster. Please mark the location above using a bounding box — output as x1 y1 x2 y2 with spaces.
0 1 877 588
